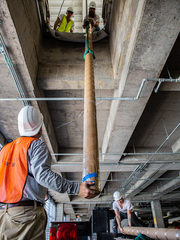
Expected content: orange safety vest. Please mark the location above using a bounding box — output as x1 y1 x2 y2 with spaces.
0 137 39 203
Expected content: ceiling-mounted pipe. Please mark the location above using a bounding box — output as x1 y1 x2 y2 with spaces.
135 78 180 99
51 178 180 183
123 226 180 240
0 33 29 106
52 161 180 167
121 122 180 191
0 78 179 102
154 81 162 93
51 152 180 156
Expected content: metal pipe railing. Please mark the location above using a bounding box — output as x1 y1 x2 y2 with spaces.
0 78 179 102
123 226 180 240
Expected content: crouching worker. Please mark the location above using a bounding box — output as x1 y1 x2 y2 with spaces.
0 106 96 240
112 191 142 237
83 1 100 31
54 6 74 32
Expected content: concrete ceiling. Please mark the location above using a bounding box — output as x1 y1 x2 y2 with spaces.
0 0 180 222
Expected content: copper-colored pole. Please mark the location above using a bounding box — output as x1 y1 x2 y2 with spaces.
124 226 180 240
82 24 100 194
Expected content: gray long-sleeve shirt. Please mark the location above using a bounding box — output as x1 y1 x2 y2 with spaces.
0 138 80 205
23 139 80 203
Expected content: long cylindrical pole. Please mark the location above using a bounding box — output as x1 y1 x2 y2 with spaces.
82 24 100 194
124 226 180 240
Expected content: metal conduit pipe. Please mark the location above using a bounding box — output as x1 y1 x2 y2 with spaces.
48 177 180 182
121 122 180 191
0 78 179 102
52 161 180 166
51 152 180 156
0 33 29 106
123 226 180 240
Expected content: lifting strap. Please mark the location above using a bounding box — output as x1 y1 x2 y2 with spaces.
84 26 95 59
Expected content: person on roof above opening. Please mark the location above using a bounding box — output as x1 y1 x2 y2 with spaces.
112 191 142 237
83 1 100 31
0 106 96 240
54 6 74 32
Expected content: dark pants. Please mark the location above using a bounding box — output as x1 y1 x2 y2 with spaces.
112 212 142 236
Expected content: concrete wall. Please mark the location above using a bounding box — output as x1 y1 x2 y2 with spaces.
6 0 42 84
109 0 145 79
38 37 113 90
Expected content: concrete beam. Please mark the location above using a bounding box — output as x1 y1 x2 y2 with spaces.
172 137 180 153
51 162 180 172
160 82 180 92
102 0 180 163
37 38 114 90
152 176 180 199
125 170 167 198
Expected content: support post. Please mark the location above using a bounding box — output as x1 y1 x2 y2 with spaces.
56 203 64 222
65 215 71 221
83 24 100 194
151 200 165 228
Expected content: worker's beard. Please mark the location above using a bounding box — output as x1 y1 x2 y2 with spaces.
89 12 95 18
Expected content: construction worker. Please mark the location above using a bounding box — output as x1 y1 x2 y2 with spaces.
83 1 100 31
112 191 142 237
0 106 96 239
54 6 74 32
76 215 82 221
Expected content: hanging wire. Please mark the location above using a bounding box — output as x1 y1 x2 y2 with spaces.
86 0 88 17
58 0 65 16
166 64 172 79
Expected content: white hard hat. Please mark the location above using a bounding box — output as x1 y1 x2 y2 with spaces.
113 191 122 201
89 1 96 9
67 6 74 12
18 106 43 137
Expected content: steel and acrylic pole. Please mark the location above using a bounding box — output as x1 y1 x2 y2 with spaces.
82 24 100 194
123 226 180 240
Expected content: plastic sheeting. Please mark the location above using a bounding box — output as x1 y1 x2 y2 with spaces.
46 23 108 43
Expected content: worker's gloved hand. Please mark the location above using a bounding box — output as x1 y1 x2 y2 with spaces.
78 181 96 199
88 19 94 27
83 19 90 29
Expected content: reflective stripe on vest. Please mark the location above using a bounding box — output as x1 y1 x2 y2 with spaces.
0 137 38 203
58 15 73 32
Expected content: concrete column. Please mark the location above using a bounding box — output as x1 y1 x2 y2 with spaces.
56 203 64 222
151 200 165 228
65 215 71 221
0 132 5 150
82 0 87 33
